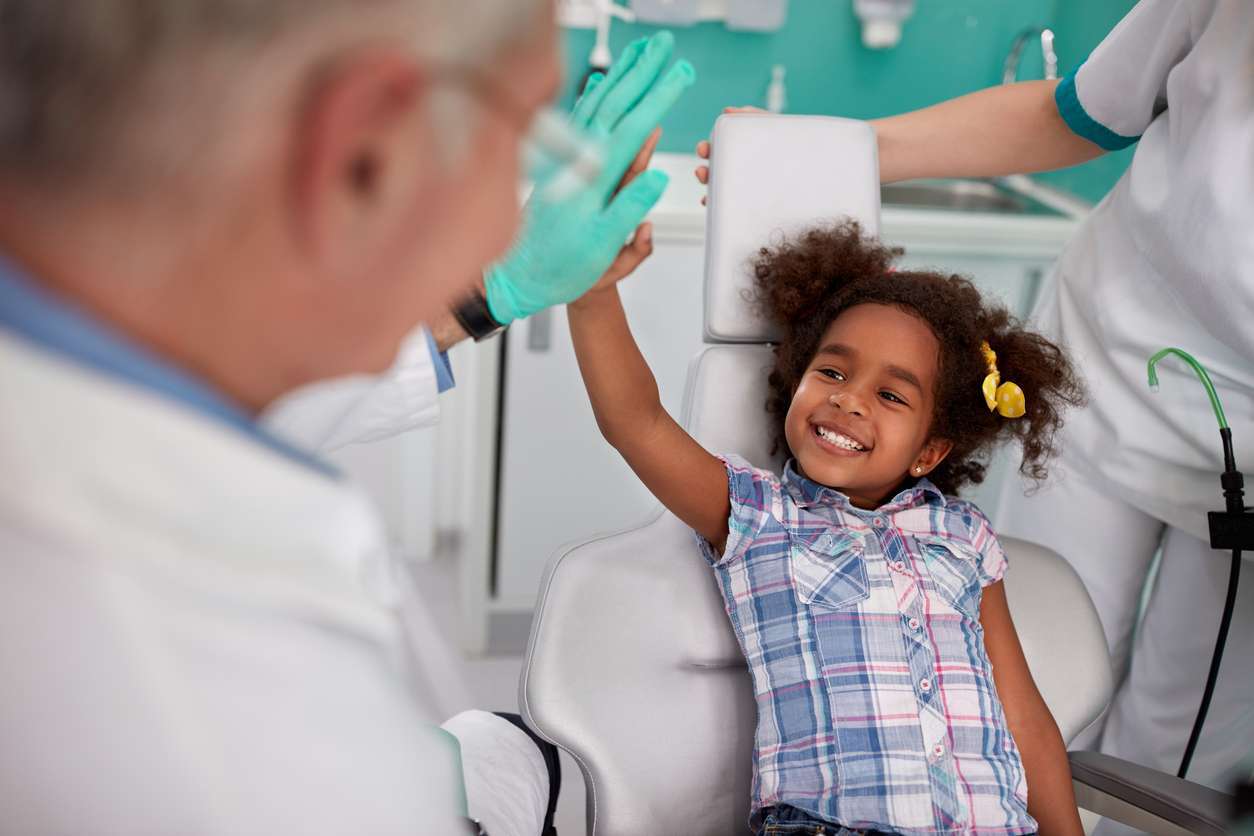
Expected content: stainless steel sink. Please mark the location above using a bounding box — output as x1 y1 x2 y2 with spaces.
881 177 1090 219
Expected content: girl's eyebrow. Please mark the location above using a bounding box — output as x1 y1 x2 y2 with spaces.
816 342 854 359
817 343 923 394
884 364 923 394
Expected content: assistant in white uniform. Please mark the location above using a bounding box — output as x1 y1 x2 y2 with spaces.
994 0 1254 805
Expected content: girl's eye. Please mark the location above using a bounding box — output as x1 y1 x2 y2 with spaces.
818 368 846 381
880 390 908 405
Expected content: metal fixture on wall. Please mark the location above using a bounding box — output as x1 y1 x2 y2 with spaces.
1003 26 1058 84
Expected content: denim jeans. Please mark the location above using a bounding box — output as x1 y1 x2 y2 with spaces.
757 805 898 835
757 806 1036 836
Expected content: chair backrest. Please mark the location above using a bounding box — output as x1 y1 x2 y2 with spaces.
702 114 881 344
521 115 1113 835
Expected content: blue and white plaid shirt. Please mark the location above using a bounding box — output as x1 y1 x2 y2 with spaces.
697 455 1037 835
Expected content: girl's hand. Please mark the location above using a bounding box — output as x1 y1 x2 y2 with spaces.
694 106 765 205
581 222 653 300
574 127 663 304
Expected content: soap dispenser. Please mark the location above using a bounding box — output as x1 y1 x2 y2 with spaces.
853 0 915 49
766 65 787 114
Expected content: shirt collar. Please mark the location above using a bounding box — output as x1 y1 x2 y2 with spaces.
0 252 336 478
782 458 947 513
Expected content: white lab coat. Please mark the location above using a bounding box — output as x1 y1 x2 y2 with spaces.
261 328 444 452
0 329 475 836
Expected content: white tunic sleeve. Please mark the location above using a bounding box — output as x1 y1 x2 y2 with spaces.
1055 0 1206 149
260 327 444 452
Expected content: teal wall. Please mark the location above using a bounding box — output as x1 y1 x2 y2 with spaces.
561 0 1138 203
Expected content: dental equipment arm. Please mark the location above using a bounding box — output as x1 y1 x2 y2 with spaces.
869 81 1103 184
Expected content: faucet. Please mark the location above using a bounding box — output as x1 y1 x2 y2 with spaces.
1003 26 1058 85
994 26 1092 219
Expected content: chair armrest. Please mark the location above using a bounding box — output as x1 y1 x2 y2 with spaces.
1069 750 1232 836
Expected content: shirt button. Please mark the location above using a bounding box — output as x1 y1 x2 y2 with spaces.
872 517 886 528
893 561 907 573
932 743 945 758
919 677 932 692
908 617 921 631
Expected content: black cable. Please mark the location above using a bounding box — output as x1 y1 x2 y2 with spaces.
1223 428 1238 475
1178 546 1242 779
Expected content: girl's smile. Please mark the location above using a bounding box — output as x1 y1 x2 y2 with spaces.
810 419 870 454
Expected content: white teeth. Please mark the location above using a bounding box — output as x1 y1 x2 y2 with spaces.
816 426 865 451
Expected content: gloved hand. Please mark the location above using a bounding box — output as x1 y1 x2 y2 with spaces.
484 31 696 325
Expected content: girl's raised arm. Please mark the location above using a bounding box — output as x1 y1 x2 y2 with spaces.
566 247 731 554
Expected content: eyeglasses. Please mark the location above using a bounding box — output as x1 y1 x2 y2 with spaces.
432 67 604 201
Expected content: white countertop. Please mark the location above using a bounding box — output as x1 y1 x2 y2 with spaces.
646 152 1083 258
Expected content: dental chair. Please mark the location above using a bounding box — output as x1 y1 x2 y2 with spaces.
520 114 1233 836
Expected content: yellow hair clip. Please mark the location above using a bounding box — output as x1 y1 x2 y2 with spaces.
980 341 1026 418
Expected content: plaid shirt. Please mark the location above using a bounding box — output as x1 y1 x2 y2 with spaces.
697 455 1037 835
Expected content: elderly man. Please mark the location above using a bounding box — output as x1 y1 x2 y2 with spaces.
0 1 692 834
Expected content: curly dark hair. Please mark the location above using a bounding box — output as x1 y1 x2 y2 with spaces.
753 220 1085 496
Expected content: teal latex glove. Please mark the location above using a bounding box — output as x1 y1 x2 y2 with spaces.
485 31 696 325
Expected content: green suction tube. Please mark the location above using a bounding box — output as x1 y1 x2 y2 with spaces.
1147 347 1238 478
1147 347 1228 430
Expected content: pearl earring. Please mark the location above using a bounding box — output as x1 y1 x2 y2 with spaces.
914 466 922 474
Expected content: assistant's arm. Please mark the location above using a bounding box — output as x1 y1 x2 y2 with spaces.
870 81 1104 184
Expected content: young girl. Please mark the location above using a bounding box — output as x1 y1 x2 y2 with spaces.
568 219 1087 835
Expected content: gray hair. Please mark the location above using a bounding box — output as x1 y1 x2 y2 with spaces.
0 0 547 190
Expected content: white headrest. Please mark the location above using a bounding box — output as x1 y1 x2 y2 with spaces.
702 114 882 343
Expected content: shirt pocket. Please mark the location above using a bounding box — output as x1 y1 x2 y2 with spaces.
789 529 869 611
915 535 982 620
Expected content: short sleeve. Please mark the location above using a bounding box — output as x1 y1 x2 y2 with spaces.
694 453 781 569
951 500 1008 588
1055 0 1198 150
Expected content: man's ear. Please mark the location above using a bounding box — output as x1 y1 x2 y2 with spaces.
291 51 435 280
913 437 954 477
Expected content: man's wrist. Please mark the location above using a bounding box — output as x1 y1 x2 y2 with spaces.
431 312 471 353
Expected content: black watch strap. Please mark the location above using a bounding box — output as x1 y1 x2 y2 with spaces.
452 289 506 342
